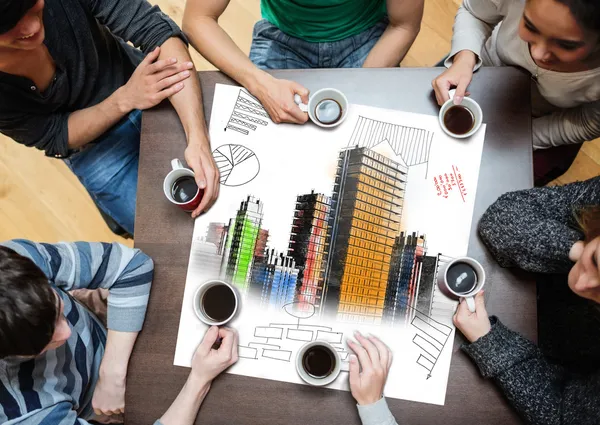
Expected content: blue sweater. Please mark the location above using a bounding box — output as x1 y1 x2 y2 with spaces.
0 240 153 424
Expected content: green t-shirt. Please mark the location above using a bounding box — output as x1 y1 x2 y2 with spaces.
261 0 387 43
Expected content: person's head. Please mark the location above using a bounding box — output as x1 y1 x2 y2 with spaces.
518 0 600 66
0 246 71 359
0 0 45 51
568 206 600 304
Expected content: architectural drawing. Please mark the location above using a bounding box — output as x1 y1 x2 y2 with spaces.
224 89 270 135
174 84 487 406
348 116 435 176
213 144 260 186
240 302 350 364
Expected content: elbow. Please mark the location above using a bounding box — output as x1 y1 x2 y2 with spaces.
477 192 522 250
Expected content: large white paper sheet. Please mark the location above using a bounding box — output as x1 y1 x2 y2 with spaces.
174 84 486 405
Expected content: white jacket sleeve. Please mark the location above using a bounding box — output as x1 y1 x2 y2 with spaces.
533 101 600 149
357 398 399 425
445 0 508 70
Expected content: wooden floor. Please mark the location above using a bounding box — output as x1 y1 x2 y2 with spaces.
0 0 598 244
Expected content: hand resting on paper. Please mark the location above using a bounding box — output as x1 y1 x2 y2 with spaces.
158 326 238 425
347 332 399 425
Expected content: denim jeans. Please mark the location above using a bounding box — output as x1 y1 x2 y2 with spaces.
249 18 389 69
64 110 141 234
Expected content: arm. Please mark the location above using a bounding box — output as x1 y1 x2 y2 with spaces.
182 0 309 125
348 333 399 425
158 327 238 425
478 177 600 273
432 0 507 105
458 310 600 424
362 0 424 68
155 37 219 215
0 240 154 331
533 101 600 148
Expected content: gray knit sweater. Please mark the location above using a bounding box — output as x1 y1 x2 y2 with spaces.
464 176 600 425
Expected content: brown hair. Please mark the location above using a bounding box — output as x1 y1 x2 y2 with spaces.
578 206 600 242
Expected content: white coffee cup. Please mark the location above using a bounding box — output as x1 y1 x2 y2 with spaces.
192 280 239 326
163 159 203 212
296 341 349 386
294 88 349 128
437 256 486 313
438 89 483 138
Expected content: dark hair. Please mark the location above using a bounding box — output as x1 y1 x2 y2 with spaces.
0 0 38 34
0 246 57 359
578 206 600 242
556 0 600 33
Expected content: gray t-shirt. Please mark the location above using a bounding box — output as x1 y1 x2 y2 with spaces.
0 0 185 158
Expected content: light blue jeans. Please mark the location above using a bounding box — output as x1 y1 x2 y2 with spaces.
64 110 141 234
249 18 389 69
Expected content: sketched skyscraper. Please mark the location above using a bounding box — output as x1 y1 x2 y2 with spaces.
383 232 426 325
250 249 299 310
222 196 264 292
323 147 407 324
287 191 331 311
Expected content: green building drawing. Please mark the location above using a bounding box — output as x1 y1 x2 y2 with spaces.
222 196 264 292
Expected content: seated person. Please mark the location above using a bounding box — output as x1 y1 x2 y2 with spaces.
432 0 600 185
0 0 219 235
453 176 600 424
182 0 424 124
0 240 238 425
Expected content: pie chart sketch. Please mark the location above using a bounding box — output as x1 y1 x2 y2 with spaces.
213 144 260 187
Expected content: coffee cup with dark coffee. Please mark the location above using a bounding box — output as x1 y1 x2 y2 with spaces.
296 340 348 386
294 88 349 128
437 256 486 313
193 280 239 326
438 90 483 139
163 159 203 212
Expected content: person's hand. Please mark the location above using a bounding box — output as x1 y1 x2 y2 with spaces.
452 291 491 343
190 326 238 387
184 138 220 217
92 371 126 417
432 50 477 106
347 332 392 406
568 236 600 303
117 46 193 113
252 73 309 124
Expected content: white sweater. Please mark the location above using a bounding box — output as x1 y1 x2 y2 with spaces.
445 0 600 149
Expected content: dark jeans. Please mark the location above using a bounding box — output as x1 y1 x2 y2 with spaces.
249 18 389 69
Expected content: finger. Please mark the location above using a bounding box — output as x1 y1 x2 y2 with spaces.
155 82 185 102
94 408 103 416
146 57 179 75
140 46 161 68
348 354 361 388
453 76 470 104
434 79 451 105
355 331 380 364
155 70 191 91
218 327 235 356
368 335 390 369
292 82 309 104
153 62 195 81
387 348 393 370
474 290 487 314
347 338 373 372
432 79 444 105
193 171 214 217
283 105 309 124
198 326 220 355
580 238 599 274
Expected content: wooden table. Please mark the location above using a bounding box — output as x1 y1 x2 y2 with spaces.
127 68 535 425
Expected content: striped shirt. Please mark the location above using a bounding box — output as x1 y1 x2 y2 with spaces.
0 240 154 424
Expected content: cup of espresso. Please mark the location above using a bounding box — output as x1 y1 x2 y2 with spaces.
294 88 349 128
163 159 203 212
437 256 486 313
296 341 348 386
438 90 483 139
193 280 239 326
